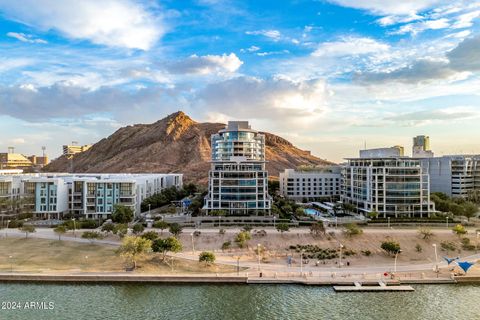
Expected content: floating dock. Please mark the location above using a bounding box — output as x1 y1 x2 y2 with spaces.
333 281 415 292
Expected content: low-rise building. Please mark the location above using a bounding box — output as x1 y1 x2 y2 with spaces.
279 167 341 201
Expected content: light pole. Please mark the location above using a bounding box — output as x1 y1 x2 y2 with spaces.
335 216 338 229
273 216 276 229
190 233 195 254
237 256 240 275
5 220 10 238
446 216 449 229
432 244 438 274
387 217 391 229
394 250 402 274
257 244 261 271
148 204 151 216
72 218 76 238
85 255 89 270
300 249 305 274
9 255 13 272
338 243 344 268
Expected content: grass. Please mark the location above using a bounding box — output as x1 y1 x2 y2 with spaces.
0 238 236 274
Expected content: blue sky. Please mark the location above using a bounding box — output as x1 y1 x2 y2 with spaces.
0 0 480 162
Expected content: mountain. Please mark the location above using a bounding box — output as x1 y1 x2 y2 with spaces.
44 111 334 184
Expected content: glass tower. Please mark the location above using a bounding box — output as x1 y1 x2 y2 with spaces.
204 121 272 215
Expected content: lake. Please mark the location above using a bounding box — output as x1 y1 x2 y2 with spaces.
0 283 478 319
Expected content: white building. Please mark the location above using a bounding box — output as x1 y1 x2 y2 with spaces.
421 155 480 198
341 157 433 218
359 146 404 158
279 167 341 201
1 173 182 220
204 121 272 215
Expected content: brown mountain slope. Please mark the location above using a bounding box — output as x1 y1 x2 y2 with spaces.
44 111 334 184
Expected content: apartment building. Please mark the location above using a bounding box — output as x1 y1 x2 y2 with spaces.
422 155 480 198
279 167 341 201
0 173 182 219
413 135 434 158
341 157 433 218
204 121 272 215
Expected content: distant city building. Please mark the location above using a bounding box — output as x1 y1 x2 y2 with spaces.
63 144 92 157
359 146 404 158
421 155 480 198
27 155 49 167
203 121 272 215
0 152 33 169
341 157 433 218
413 135 434 158
0 173 182 220
279 167 341 201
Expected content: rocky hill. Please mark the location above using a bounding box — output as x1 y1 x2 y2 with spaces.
44 111 334 184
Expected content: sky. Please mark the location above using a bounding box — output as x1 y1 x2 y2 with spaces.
0 0 480 163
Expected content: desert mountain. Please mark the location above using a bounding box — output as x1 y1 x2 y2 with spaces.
44 112 334 184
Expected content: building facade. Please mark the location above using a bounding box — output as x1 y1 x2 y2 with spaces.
413 135 434 158
0 173 182 220
422 155 480 198
341 157 433 217
204 121 271 215
359 146 404 158
279 167 341 201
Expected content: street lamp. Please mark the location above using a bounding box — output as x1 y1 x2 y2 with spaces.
394 250 402 274
72 218 76 238
388 217 391 229
300 249 305 274
273 216 276 229
5 220 10 238
432 244 439 274
237 256 241 275
338 243 344 268
257 244 261 271
148 204 151 216
9 255 13 272
85 255 89 270
446 216 449 229
190 233 195 254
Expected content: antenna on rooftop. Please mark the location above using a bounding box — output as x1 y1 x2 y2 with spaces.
42 146 46 157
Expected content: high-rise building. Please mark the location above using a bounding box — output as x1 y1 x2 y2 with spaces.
413 135 434 158
341 157 433 218
279 167 341 201
421 155 480 197
203 121 271 215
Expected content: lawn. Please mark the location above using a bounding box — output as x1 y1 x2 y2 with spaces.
0 237 235 274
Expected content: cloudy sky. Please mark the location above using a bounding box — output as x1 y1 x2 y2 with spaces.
0 0 480 162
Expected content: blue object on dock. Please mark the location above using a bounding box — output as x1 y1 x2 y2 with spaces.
443 256 459 265
457 261 475 273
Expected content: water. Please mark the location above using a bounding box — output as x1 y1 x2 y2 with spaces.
304 208 321 216
0 283 479 319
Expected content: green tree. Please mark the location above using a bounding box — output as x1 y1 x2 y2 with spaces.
418 227 434 240
463 202 478 221
81 231 103 243
310 222 325 237
101 222 115 234
132 223 145 235
234 231 251 248
113 223 128 238
276 223 290 234
295 207 305 216
153 220 169 234
152 237 182 261
169 223 183 237
452 224 467 236
20 225 35 238
342 203 356 214
141 231 159 241
198 251 216 265
368 211 379 219
381 240 401 255
343 223 363 237
111 205 134 223
116 236 152 269
54 225 67 241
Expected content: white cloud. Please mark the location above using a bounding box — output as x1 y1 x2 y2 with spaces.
166 53 243 75
11 138 26 144
451 10 480 28
246 29 282 41
326 0 442 16
240 45 260 53
0 0 163 50
257 50 289 57
6 32 47 43
311 37 389 58
393 18 450 35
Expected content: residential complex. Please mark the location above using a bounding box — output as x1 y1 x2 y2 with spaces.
341 156 433 218
63 144 92 157
203 121 272 215
421 155 480 198
279 167 341 201
0 173 182 219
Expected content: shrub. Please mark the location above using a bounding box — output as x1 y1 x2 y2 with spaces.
361 250 371 256
79 219 98 229
8 220 23 228
440 241 456 252
418 228 434 240
381 240 401 255
219 228 226 235
193 230 201 237
276 223 290 233
153 221 169 231
101 222 115 234
452 224 467 236
198 251 216 265
221 241 232 251
461 238 476 251
310 222 325 237
235 231 251 248
343 223 363 237
81 231 103 243
415 244 423 253
141 231 159 241
132 223 145 235
169 223 183 236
